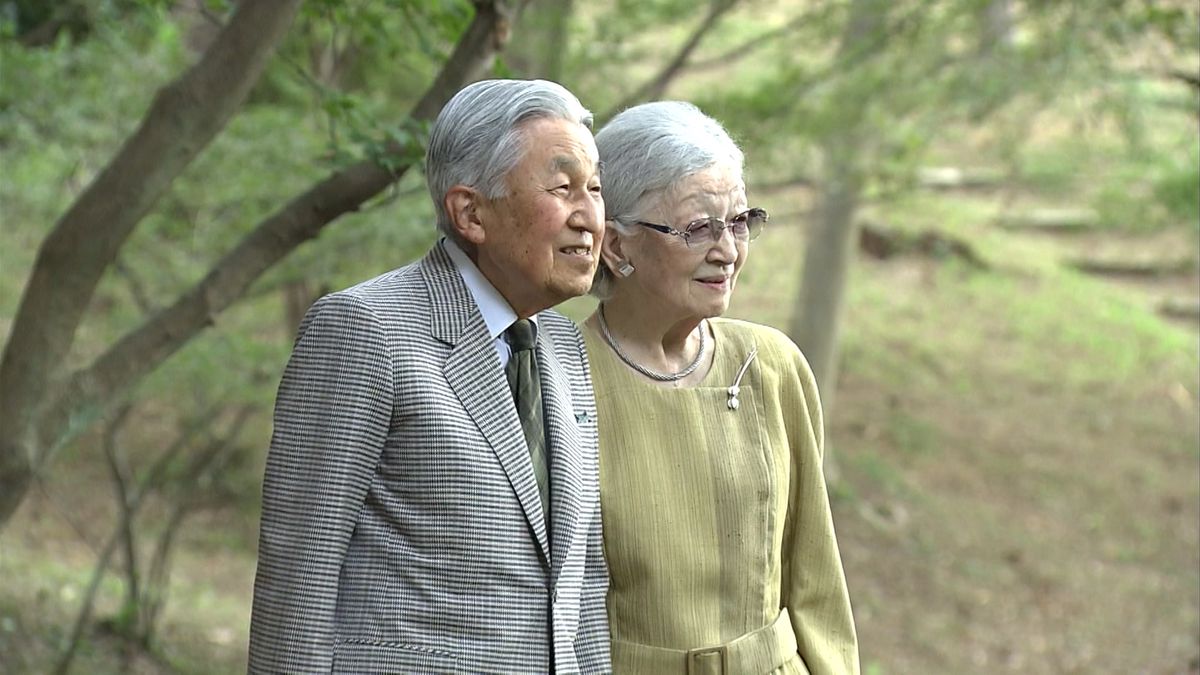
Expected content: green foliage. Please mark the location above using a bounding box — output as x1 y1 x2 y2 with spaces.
1111 0 1200 49
252 0 471 172
268 0 472 99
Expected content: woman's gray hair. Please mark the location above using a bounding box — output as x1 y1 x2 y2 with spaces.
591 101 744 298
426 79 594 239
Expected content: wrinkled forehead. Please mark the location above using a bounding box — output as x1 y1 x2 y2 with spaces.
660 166 746 216
515 117 601 176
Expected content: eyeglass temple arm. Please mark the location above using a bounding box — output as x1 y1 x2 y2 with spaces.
636 221 683 236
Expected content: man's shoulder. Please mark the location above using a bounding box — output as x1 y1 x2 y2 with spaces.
298 259 430 337
336 259 424 302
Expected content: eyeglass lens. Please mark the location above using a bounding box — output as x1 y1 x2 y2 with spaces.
684 208 768 245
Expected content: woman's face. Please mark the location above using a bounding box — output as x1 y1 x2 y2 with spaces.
614 163 750 322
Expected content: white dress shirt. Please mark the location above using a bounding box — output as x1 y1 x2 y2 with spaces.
443 237 537 368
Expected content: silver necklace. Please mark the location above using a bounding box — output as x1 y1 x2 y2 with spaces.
596 304 707 382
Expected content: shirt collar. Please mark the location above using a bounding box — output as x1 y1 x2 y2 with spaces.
443 237 536 340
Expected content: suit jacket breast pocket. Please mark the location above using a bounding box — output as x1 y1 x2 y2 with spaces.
333 639 458 674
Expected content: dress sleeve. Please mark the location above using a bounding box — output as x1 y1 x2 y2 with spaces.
776 336 862 675
248 293 394 673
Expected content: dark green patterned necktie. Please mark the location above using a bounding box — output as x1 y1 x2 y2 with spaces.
504 319 550 528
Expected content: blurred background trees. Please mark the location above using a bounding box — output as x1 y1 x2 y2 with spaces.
1 0 1196 672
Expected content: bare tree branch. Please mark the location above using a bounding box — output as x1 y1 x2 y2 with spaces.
683 3 838 72
412 0 521 122
102 405 141 642
140 405 254 644
598 0 742 123
0 0 303 527
113 259 157 314
55 516 124 675
773 2 925 120
54 403 210 674
1149 67 1200 92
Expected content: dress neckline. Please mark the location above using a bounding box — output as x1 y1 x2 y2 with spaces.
587 317 739 390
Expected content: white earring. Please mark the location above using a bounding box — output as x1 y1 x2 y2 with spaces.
616 261 635 277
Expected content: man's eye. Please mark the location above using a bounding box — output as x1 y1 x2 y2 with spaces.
589 183 602 193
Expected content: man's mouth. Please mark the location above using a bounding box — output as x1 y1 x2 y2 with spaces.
559 245 593 257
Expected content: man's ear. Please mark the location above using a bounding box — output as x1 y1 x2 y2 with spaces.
600 222 630 274
444 186 486 246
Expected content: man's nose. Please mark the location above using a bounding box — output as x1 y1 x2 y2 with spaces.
572 196 604 231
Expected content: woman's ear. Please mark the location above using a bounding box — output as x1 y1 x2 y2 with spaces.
444 186 486 245
600 222 633 276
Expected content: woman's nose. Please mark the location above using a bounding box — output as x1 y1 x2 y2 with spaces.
707 225 738 261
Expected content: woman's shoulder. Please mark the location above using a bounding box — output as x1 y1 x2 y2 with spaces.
711 317 801 357
711 318 816 381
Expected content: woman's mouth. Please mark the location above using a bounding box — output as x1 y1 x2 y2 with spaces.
696 276 730 290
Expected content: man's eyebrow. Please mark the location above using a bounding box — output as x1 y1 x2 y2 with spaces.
549 154 601 177
549 155 583 173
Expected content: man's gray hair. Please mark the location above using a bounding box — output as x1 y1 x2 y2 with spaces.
591 101 744 298
426 79 594 239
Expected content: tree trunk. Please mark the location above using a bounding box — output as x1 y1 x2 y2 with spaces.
102 406 142 639
506 0 573 80
791 161 862 417
538 0 573 82
981 0 1014 56
789 0 887 428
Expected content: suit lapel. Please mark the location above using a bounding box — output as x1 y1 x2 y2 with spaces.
421 242 551 566
537 328 584 585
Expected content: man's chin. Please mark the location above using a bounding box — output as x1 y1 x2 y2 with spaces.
547 275 596 305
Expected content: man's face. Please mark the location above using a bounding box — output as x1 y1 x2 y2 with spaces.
474 117 605 317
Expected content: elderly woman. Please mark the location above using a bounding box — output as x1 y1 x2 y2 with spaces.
583 101 860 674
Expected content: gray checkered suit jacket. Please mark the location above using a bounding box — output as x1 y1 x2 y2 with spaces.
248 241 611 673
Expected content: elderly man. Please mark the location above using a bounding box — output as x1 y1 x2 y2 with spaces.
248 79 610 673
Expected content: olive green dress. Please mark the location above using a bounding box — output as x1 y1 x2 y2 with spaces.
584 318 860 675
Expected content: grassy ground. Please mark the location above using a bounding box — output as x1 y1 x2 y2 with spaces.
2 181 1197 673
